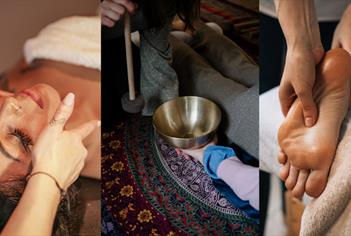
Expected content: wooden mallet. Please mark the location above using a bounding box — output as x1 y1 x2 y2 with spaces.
121 12 144 113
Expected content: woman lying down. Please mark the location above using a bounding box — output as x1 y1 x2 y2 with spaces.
0 15 100 235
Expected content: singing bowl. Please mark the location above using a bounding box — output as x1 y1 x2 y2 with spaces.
152 96 222 149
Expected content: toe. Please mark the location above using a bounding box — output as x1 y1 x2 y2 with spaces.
278 150 287 164
279 162 290 181
306 169 328 198
292 169 309 199
285 165 299 190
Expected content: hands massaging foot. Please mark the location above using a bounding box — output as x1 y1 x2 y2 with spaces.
278 48 351 198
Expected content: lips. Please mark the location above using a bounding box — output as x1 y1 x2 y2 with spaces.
20 89 44 109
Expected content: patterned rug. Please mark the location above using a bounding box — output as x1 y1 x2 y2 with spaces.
102 115 258 235
200 0 259 45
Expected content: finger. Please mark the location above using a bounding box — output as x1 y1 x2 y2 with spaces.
295 86 318 127
112 0 137 13
104 1 126 15
331 38 341 49
49 93 75 131
70 120 101 139
102 8 122 21
102 16 116 27
292 169 309 199
184 154 191 160
342 40 351 55
285 165 299 190
331 37 341 49
175 148 182 156
277 150 287 164
279 81 295 116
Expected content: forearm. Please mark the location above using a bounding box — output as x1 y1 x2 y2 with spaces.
217 158 259 211
274 0 323 53
2 175 60 236
201 146 259 210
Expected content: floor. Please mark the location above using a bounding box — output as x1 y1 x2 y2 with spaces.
264 175 287 236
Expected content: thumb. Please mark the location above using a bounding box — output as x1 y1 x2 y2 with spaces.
48 93 75 131
297 88 318 127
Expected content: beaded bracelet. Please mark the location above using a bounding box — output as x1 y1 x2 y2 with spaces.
26 172 66 200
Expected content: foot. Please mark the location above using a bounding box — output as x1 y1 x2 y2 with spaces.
278 48 351 197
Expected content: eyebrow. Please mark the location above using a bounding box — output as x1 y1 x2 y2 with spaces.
0 141 20 162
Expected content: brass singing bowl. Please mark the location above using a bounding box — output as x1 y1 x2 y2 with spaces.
152 96 222 149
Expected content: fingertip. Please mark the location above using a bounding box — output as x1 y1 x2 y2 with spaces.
175 148 180 155
63 93 75 106
279 97 293 117
280 101 293 117
304 107 318 127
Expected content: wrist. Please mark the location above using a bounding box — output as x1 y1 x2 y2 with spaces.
286 45 324 65
27 171 66 200
26 174 61 203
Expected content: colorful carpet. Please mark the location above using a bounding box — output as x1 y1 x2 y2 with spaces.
102 115 258 235
200 0 259 46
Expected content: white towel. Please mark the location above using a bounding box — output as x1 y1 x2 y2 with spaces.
24 16 101 70
259 87 284 175
301 109 351 235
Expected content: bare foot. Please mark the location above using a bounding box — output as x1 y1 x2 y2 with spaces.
278 48 351 197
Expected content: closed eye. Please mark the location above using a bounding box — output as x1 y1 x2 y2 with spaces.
9 128 33 153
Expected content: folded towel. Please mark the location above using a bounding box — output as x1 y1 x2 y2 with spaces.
301 108 351 235
24 16 101 70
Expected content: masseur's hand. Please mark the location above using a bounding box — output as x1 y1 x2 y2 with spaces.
279 48 324 127
176 136 218 164
31 93 100 191
275 0 324 127
100 0 138 27
332 4 351 54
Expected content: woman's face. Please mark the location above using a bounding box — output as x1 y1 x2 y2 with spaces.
0 84 60 180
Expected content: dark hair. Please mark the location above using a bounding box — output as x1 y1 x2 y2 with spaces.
139 0 200 30
0 178 82 235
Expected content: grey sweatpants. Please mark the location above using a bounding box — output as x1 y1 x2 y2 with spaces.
170 22 259 158
103 10 179 116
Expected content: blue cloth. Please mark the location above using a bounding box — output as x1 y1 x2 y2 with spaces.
204 145 259 221
212 178 260 221
203 146 236 179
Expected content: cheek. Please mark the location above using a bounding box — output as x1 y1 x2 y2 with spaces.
25 114 48 142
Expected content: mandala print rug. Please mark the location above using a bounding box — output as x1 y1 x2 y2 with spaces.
102 115 258 235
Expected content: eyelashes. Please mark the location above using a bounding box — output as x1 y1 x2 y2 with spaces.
10 128 33 153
